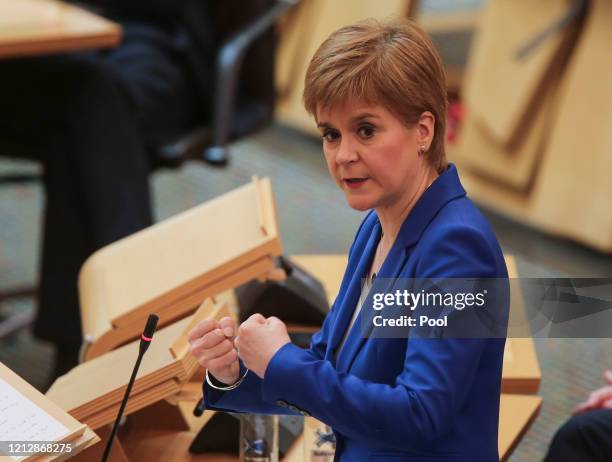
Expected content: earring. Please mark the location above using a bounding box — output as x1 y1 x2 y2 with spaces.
418 145 426 156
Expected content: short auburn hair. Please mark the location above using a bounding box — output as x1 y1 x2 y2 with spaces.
303 18 448 172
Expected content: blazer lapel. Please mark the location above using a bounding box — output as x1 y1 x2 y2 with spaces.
326 221 381 365
336 232 408 373
334 164 468 372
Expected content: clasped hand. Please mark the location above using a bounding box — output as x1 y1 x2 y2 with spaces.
573 370 612 414
188 313 291 384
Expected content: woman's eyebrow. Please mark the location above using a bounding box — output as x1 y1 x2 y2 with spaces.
351 112 380 121
317 113 380 128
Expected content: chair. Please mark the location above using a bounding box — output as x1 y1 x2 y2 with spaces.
0 0 298 339
158 0 297 166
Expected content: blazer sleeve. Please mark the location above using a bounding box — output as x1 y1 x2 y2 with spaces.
203 298 339 414
203 211 371 414
259 226 504 449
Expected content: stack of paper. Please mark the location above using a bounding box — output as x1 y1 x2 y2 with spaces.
0 362 98 461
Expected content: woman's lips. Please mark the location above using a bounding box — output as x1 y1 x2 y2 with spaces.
343 178 368 189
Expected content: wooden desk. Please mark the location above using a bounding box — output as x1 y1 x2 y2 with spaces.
86 393 540 462
72 254 541 461
0 0 120 58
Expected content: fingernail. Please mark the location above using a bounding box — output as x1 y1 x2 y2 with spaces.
223 327 233 337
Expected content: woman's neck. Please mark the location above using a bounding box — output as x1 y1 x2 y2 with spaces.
376 166 438 249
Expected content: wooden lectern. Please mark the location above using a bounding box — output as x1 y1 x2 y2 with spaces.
78 177 283 360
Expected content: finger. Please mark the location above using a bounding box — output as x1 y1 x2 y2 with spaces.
188 319 218 343
193 338 235 363
266 316 282 325
208 348 238 371
575 387 612 414
589 386 612 406
604 370 612 385
247 313 266 324
191 328 226 351
218 316 237 338
573 402 591 414
603 398 612 409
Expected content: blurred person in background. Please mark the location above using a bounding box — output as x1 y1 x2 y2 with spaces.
545 369 612 462
0 0 271 384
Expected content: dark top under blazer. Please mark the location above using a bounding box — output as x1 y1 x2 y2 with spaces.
205 163 509 462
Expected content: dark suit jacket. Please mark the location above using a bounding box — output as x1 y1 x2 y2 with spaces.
77 0 275 127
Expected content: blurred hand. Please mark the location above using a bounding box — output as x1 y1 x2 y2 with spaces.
573 369 612 414
189 316 239 385
235 314 291 378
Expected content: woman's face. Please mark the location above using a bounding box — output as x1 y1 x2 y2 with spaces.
317 101 433 212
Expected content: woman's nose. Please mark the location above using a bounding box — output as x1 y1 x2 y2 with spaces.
335 138 359 165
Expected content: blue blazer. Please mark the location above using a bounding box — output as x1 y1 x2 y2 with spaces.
205 164 509 461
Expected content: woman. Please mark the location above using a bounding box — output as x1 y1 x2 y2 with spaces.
189 18 508 461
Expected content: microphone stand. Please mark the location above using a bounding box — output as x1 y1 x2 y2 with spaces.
101 314 158 462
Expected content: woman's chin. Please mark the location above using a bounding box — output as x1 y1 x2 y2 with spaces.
345 196 375 211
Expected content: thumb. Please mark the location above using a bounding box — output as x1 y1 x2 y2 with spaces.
218 316 237 339
604 370 612 385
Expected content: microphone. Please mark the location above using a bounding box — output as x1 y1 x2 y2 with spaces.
101 314 159 462
140 313 158 354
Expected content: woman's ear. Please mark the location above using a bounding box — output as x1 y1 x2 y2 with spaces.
417 111 435 149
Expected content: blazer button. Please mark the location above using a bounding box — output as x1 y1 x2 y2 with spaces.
276 400 288 407
299 410 311 417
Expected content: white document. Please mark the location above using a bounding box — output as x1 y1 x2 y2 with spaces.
0 376 69 461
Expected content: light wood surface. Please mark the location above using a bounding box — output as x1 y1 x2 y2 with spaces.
456 0 581 192
46 300 229 430
528 0 612 251
463 0 570 147
0 0 120 59
290 254 348 305
454 0 612 252
454 68 560 191
498 394 542 461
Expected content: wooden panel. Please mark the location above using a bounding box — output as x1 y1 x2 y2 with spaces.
454 0 612 252
454 65 561 191
530 0 612 250
464 0 571 146
0 0 120 58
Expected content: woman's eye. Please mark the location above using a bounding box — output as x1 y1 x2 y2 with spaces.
358 125 375 139
322 130 339 142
